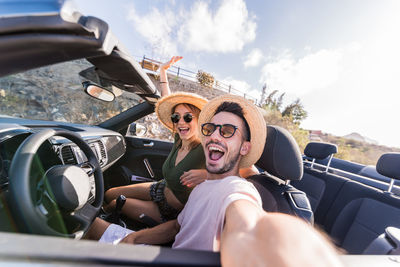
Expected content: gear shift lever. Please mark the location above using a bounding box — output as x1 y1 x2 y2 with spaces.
115 195 126 213
108 195 126 226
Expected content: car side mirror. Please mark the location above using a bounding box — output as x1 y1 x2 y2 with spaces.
82 81 115 102
128 123 147 137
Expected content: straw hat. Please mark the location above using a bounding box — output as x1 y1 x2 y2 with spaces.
155 92 208 131
198 94 267 168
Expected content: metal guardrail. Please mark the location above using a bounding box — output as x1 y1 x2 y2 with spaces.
138 56 259 104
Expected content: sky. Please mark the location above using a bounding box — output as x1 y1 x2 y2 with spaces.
75 0 400 148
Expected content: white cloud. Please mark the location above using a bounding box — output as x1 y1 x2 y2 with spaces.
260 38 400 147
260 48 342 95
178 0 256 53
126 6 179 56
244 48 263 68
126 0 256 55
257 2 400 148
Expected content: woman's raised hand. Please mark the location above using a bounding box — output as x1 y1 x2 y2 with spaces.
159 56 183 96
160 56 183 71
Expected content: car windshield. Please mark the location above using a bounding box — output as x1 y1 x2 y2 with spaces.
0 59 143 125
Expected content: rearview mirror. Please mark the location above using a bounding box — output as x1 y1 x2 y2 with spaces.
82 81 115 102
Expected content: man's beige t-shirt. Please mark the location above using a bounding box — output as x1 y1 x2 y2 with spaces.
172 176 263 251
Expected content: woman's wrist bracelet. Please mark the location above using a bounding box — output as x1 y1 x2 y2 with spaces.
159 81 167 83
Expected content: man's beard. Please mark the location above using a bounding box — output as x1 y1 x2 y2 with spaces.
206 150 241 174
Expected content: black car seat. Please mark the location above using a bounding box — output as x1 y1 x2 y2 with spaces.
291 142 346 220
248 125 313 224
326 153 400 254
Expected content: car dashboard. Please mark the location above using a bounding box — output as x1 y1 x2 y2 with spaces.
0 118 126 203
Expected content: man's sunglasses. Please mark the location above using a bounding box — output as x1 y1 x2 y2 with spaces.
201 123 239 138
171 113 193 123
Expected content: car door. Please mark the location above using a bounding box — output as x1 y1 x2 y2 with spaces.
103 134 173 190
122 135 173 181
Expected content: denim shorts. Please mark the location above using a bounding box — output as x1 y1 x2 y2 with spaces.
149 179 180 222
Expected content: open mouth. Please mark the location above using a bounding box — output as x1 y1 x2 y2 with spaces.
178 127 190 135
208 145 225 162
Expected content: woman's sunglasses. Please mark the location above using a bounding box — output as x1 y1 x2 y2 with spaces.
201 123 239 138
171 113 193 123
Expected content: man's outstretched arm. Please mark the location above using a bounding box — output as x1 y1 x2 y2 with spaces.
221 200 343 267
121 219 180 245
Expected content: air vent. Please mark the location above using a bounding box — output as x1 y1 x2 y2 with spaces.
98 141 106 160
61 146 77 165
90 140 107 166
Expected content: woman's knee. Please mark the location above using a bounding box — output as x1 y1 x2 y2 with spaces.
105 188 117 203
105 182 153 204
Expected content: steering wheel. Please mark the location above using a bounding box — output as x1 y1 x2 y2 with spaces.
8 129 104 238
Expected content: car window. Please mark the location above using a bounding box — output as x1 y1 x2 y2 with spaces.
127 113 174 142
0 59 142 125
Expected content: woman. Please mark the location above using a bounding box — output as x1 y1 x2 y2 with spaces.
103 57 209 223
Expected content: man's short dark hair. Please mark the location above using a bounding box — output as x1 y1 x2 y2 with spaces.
215 102 250 141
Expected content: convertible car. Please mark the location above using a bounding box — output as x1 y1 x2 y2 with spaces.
0 0 399 266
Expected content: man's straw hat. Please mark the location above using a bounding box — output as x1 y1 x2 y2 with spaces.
155 92 208 131
198 94 267 168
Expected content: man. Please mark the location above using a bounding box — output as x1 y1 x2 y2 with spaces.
87 95 342 267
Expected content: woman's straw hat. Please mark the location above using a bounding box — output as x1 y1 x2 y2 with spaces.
155 92 208 131
198 94 267 168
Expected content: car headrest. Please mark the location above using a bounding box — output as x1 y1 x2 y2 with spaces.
304 142 337 160
255 125 303 181
376 153 400 180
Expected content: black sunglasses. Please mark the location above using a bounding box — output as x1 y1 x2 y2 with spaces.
171 113 193 123
201 123 239 138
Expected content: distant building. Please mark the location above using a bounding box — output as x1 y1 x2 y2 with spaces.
309 130 323 141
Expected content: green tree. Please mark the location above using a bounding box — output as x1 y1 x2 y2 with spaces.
282 98 308 124
263 89 278 109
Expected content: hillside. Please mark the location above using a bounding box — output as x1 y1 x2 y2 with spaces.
343 132 378 145
321 133 400 165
